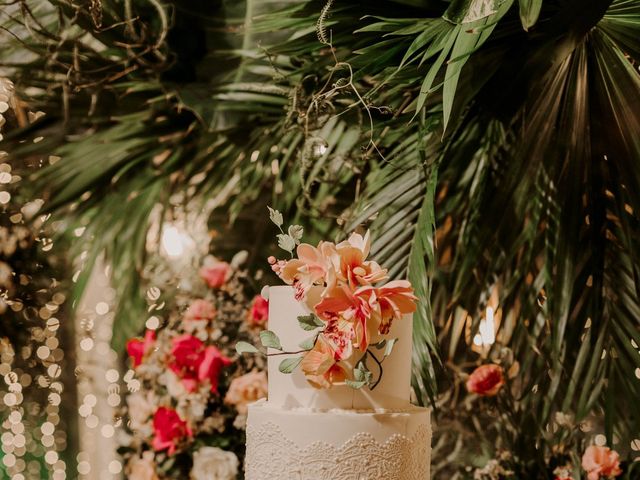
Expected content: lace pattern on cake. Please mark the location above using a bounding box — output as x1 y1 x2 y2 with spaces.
245 421 431 480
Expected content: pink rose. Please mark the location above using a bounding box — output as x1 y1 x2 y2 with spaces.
169 335 231 393
199 260 230 289
224 370 268 415
466 364 505 396
198 345 232 394
279 242 337 300
126 330 156 368
247 295 269 327
151 407 192 455
184 299 216 323
582 445 622 480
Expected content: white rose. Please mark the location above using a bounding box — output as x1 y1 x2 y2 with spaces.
160 370 187 398
127 392 155 431
127 451 158 480
177 393 207 423
191 447 239 480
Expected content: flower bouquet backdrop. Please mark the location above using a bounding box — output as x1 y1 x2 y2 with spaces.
118 253 268 480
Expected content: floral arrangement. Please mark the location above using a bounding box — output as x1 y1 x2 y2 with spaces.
119 254 268 480
236 209 417 389
451 362 637 479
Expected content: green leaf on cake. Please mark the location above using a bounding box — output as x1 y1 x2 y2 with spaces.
383 338 398 358
353 360 373 385
259 330 282 350
372 338 398 358
297 314 324 331
298 334 318 350
235 341 259 354
345 380 368 389
278 356 302 374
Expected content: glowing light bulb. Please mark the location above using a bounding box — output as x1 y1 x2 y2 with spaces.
473 306 496 347
161 225 193 258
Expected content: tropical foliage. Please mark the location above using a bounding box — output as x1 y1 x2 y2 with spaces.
2 0 639 476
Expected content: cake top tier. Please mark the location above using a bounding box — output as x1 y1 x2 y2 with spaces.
235 226 418 409
266 285 414 409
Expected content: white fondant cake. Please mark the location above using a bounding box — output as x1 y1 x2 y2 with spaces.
245 286 432 479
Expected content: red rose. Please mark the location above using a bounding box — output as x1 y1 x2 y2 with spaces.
248 295 269 327
169 334 205 392
199 260 230 289
126 330 156 368
169 335 231 393
198 346 232 393
151 407 192 455
466 364 505 396
184 299 216 323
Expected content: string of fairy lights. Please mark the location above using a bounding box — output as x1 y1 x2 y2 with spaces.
0 76 70 479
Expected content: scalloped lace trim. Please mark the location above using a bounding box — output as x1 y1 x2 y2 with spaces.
245 421 431 479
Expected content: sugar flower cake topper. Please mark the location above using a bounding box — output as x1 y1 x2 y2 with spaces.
236 208 417 390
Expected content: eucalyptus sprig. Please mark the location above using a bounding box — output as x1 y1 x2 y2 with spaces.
235 314 323 374
267 206 304 257
346 339 398 391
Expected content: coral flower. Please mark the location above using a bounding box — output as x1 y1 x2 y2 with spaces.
279 242 337 300
300 335 347 389
314 284 374 351
184 299 216 323
372 280 417 334
199 259 230 289
466 364 505 396
151 407 192 455
315 281 416 351
247 295 269 327
126 330 156 368
335 231 388 287
323 317 355 361
581 445 622 480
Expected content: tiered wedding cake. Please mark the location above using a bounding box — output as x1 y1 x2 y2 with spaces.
244 284 431 479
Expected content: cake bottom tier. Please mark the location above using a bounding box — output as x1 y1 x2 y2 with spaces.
245 400 431 480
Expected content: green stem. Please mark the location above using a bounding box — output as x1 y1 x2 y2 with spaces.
234 0 254 84
367 349 384 390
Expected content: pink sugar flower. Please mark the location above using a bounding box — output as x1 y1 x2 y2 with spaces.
335 231 388 287
279 242 337 300
300 335 347 389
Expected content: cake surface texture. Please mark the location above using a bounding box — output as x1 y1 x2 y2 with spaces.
244 286 432 479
